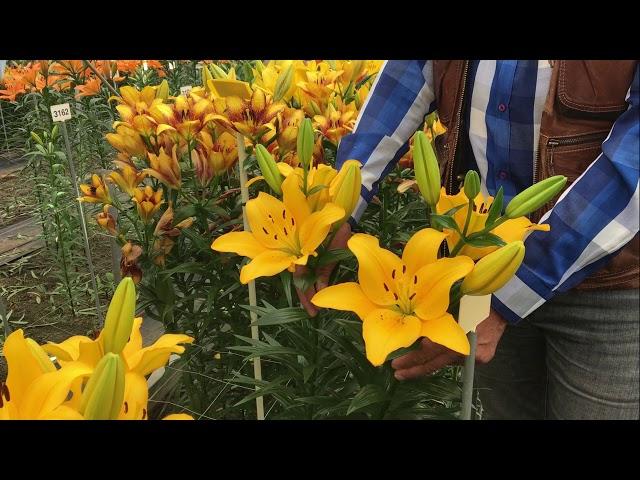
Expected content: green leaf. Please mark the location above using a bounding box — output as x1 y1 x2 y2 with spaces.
385 338 422 361
485 186 503 227
242 305 307 326
464 232 506 248
347 384 388 416
429 214 461 232
442 203 467 217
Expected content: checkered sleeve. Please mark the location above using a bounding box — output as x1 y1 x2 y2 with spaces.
335 60 436 223
492 64 640 324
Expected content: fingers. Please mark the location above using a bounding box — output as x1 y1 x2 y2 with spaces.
394 351 463 381
391 338 446 370
315 224 353 291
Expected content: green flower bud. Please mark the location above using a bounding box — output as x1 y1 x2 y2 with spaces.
413 130 441 209
505 175 567 219
255 144 283 195
297 118 314 169
80 353 125 420
463 170 481 201
102 277 136 355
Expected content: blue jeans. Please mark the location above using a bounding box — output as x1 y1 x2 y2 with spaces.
475 289 639 419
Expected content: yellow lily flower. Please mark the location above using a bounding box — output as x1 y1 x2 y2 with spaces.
209 88 285 141
106 124 148 158
0 330 91 420
132 185 164 223
313 97 357 145
252 60 305 102
211 174 345 284
297 62 343 115
108 164 147 196
191 130 238 186
111 85 161 117
276 107 305 154
312 230 475 366
79 174 112 204
436 188 550 260
144 145 181 190
43 321 193 420
96 205 117 235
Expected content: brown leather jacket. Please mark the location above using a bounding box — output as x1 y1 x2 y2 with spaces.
432 60 638 290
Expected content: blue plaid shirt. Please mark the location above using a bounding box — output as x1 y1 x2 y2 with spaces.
336 60 639 324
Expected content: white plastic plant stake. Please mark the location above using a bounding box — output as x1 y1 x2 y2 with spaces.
180 85 192 97
236 132 265 421
458 294 491 420
51 104 104 327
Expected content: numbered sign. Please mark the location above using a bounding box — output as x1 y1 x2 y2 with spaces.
458 294 491 333
50 103 72 122
180 85 192 97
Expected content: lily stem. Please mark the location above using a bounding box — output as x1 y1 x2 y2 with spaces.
449 198 474 257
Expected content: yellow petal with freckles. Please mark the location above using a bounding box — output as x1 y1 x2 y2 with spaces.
363 309 422 367
311 282 377 320
246 193 297 251
119 372 148 419
240 250 298 284
282 174 311 226
298 203 344 254
211 231 267 259
347 234 404 307
420 313 470 355
413 256 474 321
402 228 448 276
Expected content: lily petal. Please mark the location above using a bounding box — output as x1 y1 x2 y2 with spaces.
347 234 404 307
420 313 470 355
311 282 377 320
240 249 298 284
298 203 344 254
413 256 474 321
402 228 448 276
211 231 267 259
363 309 422 366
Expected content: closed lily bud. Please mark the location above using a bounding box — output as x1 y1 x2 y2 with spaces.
255 144 283 195
505 175 567 219
80 353 125 420
209 63 227 79
273 62 294 102
202 65 214 92
463 170 481 201
413 130 441 209
330 160 362 224
461 241 525 296
156 80 169 100
30 131 43 146
102 277 136 354
297 118 314 168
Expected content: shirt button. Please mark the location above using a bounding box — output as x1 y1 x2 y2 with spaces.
498 170 508 180
498 103 507 112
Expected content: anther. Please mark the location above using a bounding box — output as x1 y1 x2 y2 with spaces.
283 227 288 235
383 283 389 292
274 234 278 240
142 408 147 420
124 401 129 414
262 227 269 234
391 269 396 279
402 265 406 274
409 293 416 300
291 217 295 226
413 275 418 285
393 293 399 301
282 209 286 219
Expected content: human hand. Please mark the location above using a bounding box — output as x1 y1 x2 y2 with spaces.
294 222 353 317
391 308 508 380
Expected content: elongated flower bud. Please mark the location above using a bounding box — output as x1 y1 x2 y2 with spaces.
463 170 480 200
80 353 125 420
156 80 169 100
273 63 294 102
201 65 214 92
255 144 283 195
30 131 44 146
297 118 314 168
505 175 567 219
209 63 227 79
461 241 525 296
102 277 136 354
349 60 365 82
254 60 265 75
51 124 59 140
330 160 362 224
413 130 441 208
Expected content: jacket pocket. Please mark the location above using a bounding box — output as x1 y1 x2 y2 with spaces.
545 131 610 184
556 60 636 119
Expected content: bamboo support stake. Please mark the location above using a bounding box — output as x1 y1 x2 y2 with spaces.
236 132 265 420
0 102 9 150
60 120 104 327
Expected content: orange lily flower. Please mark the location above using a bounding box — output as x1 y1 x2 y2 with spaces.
132 185 164 223
144 146 181 190
79 175 112 204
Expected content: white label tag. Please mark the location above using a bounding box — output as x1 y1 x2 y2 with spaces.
458 294 491 333
180 85 192 97
50 103 72 122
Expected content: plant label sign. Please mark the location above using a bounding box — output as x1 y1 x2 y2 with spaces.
458 294 491 333
180 85 192 97
50 103 72 122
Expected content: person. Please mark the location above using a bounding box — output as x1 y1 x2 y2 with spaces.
298 60 639 420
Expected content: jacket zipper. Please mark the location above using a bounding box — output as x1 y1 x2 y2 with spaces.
447 61 470 195
546 132 609 175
